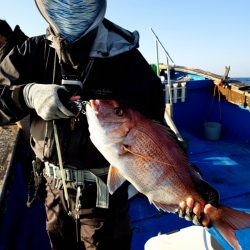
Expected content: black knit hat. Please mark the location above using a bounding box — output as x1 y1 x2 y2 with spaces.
0 19 13 37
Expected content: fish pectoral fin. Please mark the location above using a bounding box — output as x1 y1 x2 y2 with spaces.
107 165 127 195
122 144 147 159
152 200 177 213
122 144 165 164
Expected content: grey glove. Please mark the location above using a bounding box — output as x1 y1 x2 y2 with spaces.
23 83 75 120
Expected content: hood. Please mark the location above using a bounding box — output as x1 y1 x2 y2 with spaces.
35 0 106 43
89 19 140 58
45 18 140 68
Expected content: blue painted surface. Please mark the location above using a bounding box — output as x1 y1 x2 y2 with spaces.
130 195 192 250
173 80 215 138
0 162 50 250
169 71 208 81
173 79 250 143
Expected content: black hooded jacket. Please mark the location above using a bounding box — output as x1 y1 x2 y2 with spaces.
0 20 165 170
0 25 28 62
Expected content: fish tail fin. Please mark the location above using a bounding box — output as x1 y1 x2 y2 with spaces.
212 205 250 250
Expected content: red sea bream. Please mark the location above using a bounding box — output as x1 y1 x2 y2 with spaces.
86 99 250 250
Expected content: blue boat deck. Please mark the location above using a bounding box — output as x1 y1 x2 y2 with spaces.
184 130 250 206
130 128 250 250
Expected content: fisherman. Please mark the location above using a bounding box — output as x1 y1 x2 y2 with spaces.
0 1 218 249
0 19 27 62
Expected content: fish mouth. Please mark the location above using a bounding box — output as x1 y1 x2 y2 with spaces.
88 99 121 113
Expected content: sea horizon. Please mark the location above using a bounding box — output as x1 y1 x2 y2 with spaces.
232 77 250 85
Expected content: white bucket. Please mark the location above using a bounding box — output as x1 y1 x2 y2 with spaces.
204 122 222 141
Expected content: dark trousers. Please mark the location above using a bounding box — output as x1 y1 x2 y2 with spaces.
44 176 131 250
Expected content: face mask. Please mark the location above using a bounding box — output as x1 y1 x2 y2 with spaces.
36 0 106 43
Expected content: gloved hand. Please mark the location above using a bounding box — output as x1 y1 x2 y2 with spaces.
178 180 219 227
23 83 75 120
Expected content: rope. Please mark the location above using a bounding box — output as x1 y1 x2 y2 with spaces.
213 83 222 121
51 49 71 214
207 82 222 122
53 120 71 214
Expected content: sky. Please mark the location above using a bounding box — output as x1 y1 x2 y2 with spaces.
1 0 250 77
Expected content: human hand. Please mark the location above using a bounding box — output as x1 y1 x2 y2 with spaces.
178 181 219 227
178 197 213 227
23 83 75 120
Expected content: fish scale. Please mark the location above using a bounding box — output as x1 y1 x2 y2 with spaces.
126 123 198 203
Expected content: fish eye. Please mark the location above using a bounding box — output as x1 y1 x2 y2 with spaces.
114 107 125 116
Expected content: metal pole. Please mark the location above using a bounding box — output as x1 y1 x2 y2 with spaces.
156 40 160 76
165 55 184 142
150 28 184 142
166 56 173 117
150 28 175 64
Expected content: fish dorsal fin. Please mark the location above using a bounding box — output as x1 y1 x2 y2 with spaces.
107 165 127 194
